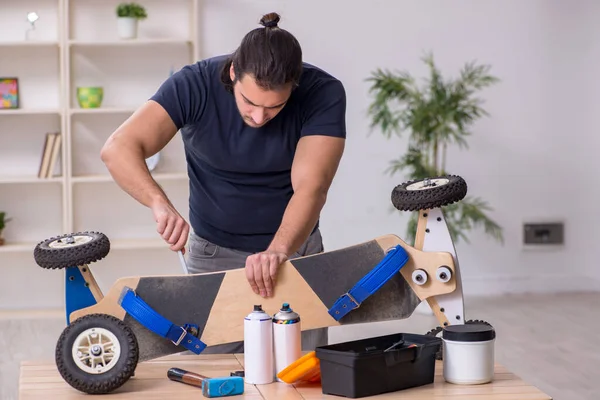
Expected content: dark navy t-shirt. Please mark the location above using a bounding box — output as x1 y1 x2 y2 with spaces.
150 54 346 252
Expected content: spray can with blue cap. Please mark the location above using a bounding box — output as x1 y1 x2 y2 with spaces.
273 302 302 382
244 305 274 384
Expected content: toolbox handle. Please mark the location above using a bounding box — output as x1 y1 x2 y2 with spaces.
383 345 423 366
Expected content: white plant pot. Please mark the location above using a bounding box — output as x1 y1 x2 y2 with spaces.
117 17 138 39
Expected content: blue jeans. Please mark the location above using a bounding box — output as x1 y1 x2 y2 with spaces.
185 228 328 354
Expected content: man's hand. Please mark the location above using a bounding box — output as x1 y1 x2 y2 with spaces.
245 251 288 297
151 200 189 252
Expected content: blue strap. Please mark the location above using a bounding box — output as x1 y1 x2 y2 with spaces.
118 287 207 354
328 244 409 321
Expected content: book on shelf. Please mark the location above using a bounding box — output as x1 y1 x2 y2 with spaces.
38 132 62 179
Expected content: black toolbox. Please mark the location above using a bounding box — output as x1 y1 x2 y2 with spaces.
315 332 441 398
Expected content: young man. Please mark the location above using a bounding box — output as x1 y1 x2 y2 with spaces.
100 12 346 353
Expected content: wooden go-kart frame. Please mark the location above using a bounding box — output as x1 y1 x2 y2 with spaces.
33 174 492 395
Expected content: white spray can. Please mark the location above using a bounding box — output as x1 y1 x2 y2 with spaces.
243 305 274 384
273 302 302 382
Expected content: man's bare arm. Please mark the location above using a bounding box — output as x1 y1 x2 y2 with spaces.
245 134 344 297
267 135 345 256
100 100 189 251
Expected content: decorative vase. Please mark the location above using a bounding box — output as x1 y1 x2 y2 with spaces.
77 87 104 109
0 232 4 246
117 17 138 39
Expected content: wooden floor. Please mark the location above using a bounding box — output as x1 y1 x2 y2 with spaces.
2 292 598 400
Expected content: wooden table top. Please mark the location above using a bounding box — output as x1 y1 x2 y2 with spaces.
19 353 553 399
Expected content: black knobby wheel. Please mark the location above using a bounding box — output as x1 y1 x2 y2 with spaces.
391 175 467 211
425 326 444 360
55 313 139 394
425 319 493 360
34 231 110 269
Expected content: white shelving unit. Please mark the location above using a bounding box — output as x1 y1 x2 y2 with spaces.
0 0 199 310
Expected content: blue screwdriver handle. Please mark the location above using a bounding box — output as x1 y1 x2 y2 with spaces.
203 375 245 398
167 367 244 397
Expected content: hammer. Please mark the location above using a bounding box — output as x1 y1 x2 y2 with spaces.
167 367 244 398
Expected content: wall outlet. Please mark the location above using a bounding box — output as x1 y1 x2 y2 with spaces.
523 222 564 245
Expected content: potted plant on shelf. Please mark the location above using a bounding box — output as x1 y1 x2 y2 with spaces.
116 2 148 40
366 52 504 246
0 212 12 246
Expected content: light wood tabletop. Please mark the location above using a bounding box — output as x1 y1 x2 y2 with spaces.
19 353 553 399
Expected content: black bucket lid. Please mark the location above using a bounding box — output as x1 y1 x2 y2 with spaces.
442 323 495 342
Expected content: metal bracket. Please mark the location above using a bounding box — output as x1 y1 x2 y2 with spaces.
415 207 465 327
64 265 98 326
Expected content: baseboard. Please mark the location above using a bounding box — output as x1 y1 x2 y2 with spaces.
462 274 600 296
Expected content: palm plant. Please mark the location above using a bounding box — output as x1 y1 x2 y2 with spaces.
0 211 12 245
366 52 504 246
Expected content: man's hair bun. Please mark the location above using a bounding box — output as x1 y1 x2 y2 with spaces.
260 12 280 28
223 11 301 92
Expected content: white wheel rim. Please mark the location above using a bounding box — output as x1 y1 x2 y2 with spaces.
406 178 450 191
49 235 93 248
71 327 121 374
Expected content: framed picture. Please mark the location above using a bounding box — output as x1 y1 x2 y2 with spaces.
0 78 19 109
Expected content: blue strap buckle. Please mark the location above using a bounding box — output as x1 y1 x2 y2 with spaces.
171 326 187 346
342 292 360 310
118 286 207 354
328 244 409 321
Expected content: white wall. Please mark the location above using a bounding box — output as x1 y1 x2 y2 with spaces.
1 0 599 312
199 0 600 295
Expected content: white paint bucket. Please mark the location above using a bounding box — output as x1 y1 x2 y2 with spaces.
442 323 496 385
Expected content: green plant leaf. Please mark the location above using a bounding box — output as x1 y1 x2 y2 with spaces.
0 212 11 231
368 51 503 245
405 211 419 245
116 2 148 19
402 198 503 246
